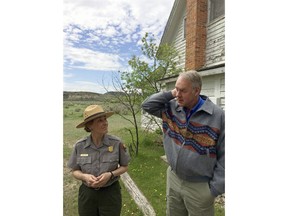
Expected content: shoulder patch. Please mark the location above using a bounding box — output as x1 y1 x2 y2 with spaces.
120 143 127 152
107 134 121 142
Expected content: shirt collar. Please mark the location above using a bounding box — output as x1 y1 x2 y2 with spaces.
83 135 93 148
175 95 213 115
83 134 110 148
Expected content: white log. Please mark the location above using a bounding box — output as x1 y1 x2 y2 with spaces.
121 172 156 216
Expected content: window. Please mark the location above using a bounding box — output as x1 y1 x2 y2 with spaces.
209 0 225 22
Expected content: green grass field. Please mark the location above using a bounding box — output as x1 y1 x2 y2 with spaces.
63 101 225 216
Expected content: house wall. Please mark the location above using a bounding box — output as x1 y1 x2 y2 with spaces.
201 13 225 109
161 0 225 110
205 16 225 66
200 71 225 109
171 6 186 71
141 0 225 130
165 81 177 91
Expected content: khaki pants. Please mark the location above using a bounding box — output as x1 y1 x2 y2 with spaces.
166 167 215 216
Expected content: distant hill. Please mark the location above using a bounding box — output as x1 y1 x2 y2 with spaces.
63 91 125 101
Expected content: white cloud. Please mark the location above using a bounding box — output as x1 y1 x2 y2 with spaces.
63 73 74 78
64 45 123 71
63 0 174 46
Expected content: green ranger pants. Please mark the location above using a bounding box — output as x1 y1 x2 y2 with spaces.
78 181 122 216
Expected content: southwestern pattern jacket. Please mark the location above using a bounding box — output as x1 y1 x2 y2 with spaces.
142 91 225 197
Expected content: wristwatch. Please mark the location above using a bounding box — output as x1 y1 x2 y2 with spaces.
110 171 115 180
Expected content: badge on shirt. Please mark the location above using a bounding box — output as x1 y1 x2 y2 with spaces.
80 154 89 156
108 146 113 152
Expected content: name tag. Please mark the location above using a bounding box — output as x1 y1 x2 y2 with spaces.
80 154 89 156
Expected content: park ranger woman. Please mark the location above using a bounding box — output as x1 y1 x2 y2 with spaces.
68 104 130 216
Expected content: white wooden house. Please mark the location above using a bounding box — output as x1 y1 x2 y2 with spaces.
141 0 225 131
158 0 225 109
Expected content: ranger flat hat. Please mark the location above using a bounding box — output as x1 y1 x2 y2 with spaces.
76 105 114 128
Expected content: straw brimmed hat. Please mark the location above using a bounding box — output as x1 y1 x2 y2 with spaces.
76 105 114 128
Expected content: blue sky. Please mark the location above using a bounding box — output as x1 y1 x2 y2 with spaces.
63 0 175 94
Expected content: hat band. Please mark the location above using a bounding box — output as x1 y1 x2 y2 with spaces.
84 112 105 122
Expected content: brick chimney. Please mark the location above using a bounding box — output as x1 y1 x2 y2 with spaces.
185 0 207 70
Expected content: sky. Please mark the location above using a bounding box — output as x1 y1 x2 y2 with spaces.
63 0 175 94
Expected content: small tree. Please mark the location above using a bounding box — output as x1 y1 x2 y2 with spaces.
123 32 181 95
110 33 182 156
108 73 142 156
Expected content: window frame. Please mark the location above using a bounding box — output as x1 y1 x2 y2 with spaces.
208 0 225 23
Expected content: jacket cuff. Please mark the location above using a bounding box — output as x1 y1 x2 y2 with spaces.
163 91 174 100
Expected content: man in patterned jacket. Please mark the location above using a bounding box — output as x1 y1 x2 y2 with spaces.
142 70 225 216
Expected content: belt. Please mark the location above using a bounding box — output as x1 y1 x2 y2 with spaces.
83 180 118 191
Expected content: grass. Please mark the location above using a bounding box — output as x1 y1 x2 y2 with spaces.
127 141 167 215
63 101 225 216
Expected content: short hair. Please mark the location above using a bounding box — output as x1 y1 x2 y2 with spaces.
84 125 91 132
84 120 93 132
178 70 202 89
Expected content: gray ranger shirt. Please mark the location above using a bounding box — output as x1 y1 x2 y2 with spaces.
68 134 130 187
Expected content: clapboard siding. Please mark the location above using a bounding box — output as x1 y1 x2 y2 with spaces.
201 76 216 97
172 13 186 71
199 72 225 109
220 76 225 95
219 75 225 109
201 76 215 97
205 16 225 67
